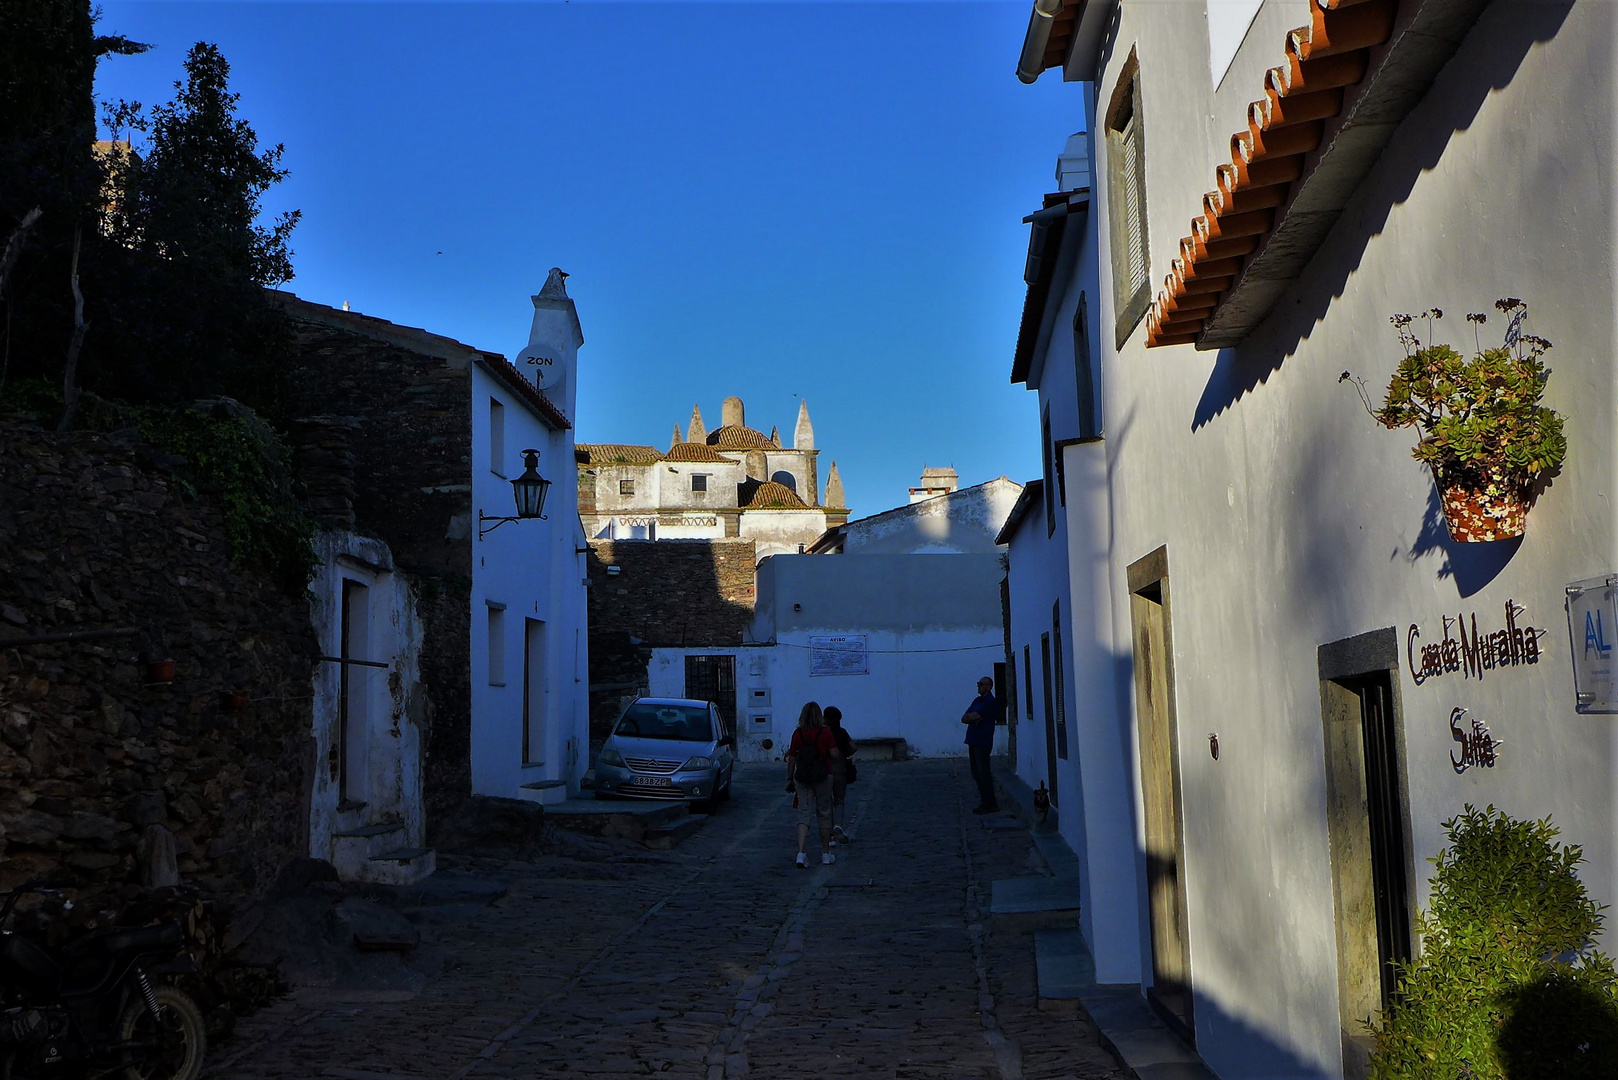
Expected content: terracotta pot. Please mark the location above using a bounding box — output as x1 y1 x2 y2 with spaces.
145 659 176 684
222 690 249 711
1438 472 1529 543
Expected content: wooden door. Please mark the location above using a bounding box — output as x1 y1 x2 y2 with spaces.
1129 575 1192 1037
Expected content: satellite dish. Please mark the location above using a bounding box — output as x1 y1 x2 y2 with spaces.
514 344 563 390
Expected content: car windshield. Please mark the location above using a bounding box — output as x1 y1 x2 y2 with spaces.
614 703 713 742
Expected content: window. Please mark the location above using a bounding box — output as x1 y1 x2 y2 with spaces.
488 398 506 477
1042 406 1056 536
1106 52 1151 348
691 474 708 493
619 478 635 496
487 604 506 686
1074 292 1100 439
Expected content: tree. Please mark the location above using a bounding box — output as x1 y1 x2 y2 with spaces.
92 42 302 410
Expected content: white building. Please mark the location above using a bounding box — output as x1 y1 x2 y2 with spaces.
1015 0 1618 1076
470 270 592 806
649 473 1021 760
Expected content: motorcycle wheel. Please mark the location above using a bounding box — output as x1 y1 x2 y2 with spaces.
116 985 206 1080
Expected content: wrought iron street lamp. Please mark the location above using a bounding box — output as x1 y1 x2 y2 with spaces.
479 448 552 540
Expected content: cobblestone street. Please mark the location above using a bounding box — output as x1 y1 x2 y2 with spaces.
206 761 1124 1080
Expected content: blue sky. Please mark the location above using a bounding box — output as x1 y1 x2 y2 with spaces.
95 2 1086 519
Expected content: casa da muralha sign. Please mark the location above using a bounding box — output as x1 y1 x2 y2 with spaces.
1407 599 1547 686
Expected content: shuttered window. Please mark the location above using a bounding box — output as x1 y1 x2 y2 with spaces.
1107 52 1151 348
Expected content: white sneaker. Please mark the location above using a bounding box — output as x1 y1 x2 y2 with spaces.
821 852 835 866
795 852 808 869
829 839 839 848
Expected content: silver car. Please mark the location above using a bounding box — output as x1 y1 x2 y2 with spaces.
593 697 736 807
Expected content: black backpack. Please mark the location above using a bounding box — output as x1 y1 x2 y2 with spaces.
795 732 829 785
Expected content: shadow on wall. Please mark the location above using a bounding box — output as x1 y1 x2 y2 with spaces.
1405 484 1522 598
1191 0 1575 430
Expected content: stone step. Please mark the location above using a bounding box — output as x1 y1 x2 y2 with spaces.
362 846 436 887
989 875 1081 931
516 778 570 806
1034 927 1095 1004
545 798 689 841
642 813 708 851
333 822 405 839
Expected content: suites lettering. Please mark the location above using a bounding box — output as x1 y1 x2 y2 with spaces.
1449 707 1502 773
1407 599 1545 686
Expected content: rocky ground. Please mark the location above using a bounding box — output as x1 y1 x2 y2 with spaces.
204 760 1124 1080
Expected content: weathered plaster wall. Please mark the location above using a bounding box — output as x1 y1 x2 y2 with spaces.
842 479 1024 555
0 423 316 901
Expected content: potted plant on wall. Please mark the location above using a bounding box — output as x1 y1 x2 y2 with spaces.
1359 300 1566 543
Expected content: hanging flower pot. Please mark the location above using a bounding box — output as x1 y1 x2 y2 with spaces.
145 659 176 685
1436 471 1529 543
1349 301 1566 545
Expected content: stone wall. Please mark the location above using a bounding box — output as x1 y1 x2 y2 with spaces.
0 421 317 901
585 539 757 734
586 539 757 647
278 306 475 811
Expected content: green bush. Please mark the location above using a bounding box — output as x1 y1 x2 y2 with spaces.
1369 806 1618 1079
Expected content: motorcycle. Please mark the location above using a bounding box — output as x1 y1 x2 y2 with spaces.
0 879 206 1080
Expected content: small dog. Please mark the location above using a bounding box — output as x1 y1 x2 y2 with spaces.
1033 782 1051 823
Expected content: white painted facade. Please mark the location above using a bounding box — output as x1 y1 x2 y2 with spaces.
468 273 591 806
1019 1 1618 1075
307 530 433 884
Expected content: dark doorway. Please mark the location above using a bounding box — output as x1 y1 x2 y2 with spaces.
1320 639 1412 1080
1040 634 1059 807
1127 548 1192 1040
685 654 736 728
993 661 1008 723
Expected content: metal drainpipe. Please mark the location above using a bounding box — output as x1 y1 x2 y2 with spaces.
1016 0 1065 84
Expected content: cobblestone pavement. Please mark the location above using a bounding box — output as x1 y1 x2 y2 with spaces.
208 760 1125 1080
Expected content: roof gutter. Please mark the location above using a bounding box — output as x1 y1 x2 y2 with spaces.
1016 0 1066 84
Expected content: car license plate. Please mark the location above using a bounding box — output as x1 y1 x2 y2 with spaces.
630 776 672 787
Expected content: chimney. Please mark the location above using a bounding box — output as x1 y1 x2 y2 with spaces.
1055 132 1090 192
909 465 958 504
721 396 745 429
516 267 584 419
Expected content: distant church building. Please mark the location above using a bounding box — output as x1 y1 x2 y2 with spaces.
578 396 849 561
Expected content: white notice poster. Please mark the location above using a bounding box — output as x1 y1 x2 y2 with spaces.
809 635 869 677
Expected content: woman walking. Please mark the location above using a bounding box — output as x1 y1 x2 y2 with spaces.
824 706 857 844
786 701 840 868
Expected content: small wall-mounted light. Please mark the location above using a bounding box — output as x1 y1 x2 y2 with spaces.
606 566 622 577
1208 732 1220 760
479 448 551 540
793 603 802 612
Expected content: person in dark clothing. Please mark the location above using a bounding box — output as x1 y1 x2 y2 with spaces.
962 676 1001 813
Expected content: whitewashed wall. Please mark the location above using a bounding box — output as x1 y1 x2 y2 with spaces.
1079 3 1618 1074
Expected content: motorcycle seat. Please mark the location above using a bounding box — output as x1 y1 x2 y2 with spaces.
88 923 182 956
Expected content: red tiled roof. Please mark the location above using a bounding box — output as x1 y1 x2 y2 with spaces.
744 481 809 510
1145 0 1401 349
707 425 775 450
475 354 572 431
577 443 661 465
662 442 732 463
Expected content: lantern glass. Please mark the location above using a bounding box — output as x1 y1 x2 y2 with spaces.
512 449 551 519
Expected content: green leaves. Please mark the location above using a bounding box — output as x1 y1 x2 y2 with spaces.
1369 807 1618 1080
1374 305 1566 493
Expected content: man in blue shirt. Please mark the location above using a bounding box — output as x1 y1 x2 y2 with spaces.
961 676 1002 814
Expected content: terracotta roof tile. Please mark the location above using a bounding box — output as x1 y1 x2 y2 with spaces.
744 481 809 510
1145 0 1402 349
662 442 732 463
577 443 661 465
706 425 775 450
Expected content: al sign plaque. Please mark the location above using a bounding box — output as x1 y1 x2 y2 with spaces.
1566 576 1618 713
809 635 869 677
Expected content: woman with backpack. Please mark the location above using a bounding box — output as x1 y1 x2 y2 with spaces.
786 701 840 868
823 706 857 845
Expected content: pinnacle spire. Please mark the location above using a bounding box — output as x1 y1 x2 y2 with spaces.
769 425 781 447
825 460 845 509
672 423 684 447
794 400 814 451
687 404 707 444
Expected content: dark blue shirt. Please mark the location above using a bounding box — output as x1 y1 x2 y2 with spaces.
964 693 1000 747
